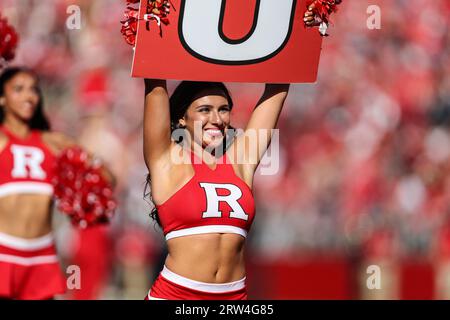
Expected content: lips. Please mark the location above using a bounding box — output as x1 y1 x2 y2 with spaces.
19 101 36 114
204 128 224 138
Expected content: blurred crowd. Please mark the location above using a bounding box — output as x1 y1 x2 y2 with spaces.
253 0 450 260
1 0 450 299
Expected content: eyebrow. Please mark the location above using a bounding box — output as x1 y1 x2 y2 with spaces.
196 104 230 109
196 104 212 109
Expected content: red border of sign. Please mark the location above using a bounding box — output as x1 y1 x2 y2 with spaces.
131 0 323 83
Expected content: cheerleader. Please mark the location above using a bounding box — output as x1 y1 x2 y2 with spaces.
142 79 289 300
137 0 342 300
0 67 114 299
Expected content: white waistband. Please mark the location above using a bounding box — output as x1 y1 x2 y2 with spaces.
160 266 246 293
165 225 247 241
0 231 54 251
0 182 54 198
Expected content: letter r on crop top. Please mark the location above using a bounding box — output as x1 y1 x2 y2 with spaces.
156 150 255 241
0 127 56 198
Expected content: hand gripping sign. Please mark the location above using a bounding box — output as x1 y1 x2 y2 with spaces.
126 0 336 83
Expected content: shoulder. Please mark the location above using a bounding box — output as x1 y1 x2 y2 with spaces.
147 142 194 205
148 142 185 169
149 143 193 184
41 131 77 155
0 130 8 153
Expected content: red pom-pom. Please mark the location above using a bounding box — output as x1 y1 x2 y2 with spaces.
306 0 340 23
121 7 140 46
305 0 341 36
120 0 175 46
0 13 19 66
52 147 117 228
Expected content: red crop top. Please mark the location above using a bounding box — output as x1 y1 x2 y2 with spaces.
0 126 56 198
157 149 255 241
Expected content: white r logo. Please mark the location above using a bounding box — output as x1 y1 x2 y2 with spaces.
200 182 249 220
179 0 297 65
11 145 46 179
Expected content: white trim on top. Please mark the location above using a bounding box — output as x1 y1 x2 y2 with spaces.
0 182 53 198
0 253 58 266
161 266 246 293
0 231 54 251
165 225 247 241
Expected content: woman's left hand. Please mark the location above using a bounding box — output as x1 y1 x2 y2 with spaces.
303 0 343 27
304 3 320 27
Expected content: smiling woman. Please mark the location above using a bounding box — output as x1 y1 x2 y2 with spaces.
143 79 289 300
0 67 115 300
0 68 49 132
0 67 66 300
171 81 234 152
140 2 345 300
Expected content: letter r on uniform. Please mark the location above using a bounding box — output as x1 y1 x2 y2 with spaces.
200 183 249 220
11 145 46 179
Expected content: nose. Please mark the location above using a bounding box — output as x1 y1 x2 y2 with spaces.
24 88 38 102
210 110 223 126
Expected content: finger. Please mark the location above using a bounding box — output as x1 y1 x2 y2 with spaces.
304 20 320 27
308 3 316 11
308 22 322 27
304 20 322 27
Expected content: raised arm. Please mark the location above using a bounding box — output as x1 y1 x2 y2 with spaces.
143 79 172 170
235 84 290 173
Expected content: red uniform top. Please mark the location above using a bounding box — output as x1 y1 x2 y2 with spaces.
0 126 56 198
157 150 255 241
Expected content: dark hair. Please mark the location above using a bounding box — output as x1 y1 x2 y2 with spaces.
145 81 235 226
0 67 50 131
169 81 233 133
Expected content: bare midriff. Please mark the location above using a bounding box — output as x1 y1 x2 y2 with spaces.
0 194 53 238
165 233 246 283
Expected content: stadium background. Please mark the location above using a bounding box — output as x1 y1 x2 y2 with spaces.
1 0 450 299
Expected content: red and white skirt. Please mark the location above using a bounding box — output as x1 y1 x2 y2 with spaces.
146 265 247 300
0 231 66 300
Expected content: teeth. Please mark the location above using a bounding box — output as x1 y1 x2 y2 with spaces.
205 129 223 137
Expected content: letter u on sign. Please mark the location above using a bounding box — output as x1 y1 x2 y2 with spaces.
179 0 297 65
132 0 323 83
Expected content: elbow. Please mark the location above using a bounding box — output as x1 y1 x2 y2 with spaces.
144 79 167 95
263 84 290 100
265 83 290 93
